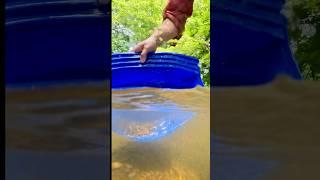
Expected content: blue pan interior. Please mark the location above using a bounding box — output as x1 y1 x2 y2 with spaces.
112 52 204 89
6 0 302 88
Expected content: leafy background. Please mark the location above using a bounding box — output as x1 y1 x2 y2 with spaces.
112 0 320 85
284 0 320 80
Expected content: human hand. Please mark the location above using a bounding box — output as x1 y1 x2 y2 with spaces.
131 35 160 63
131 19 179 63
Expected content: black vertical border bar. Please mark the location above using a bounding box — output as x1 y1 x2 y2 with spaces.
97 0 112 179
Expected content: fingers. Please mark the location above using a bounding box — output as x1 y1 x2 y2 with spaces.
131 38 157 63
131 42 144 52
131 41 149 63
140 48 148 63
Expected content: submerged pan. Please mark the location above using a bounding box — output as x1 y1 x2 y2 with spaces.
111 52 203 142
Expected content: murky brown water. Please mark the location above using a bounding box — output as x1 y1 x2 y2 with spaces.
213 76 320 180
112 87 210 180
6 76 320 179
5 81 109 180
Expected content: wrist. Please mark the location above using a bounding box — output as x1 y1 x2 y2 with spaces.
150 32 163 47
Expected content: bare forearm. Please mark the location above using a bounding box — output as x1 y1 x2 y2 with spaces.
150 19 179 46
131 19 179 62
131 0 193 62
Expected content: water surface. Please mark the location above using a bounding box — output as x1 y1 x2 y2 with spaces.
112 87 210 180
5 81 109 180
213 76 320 180
6 77 320 179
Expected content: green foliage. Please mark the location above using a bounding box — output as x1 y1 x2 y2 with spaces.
284 0 320 80
112 0 210 86
112 0 165 52
158 0 210 86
